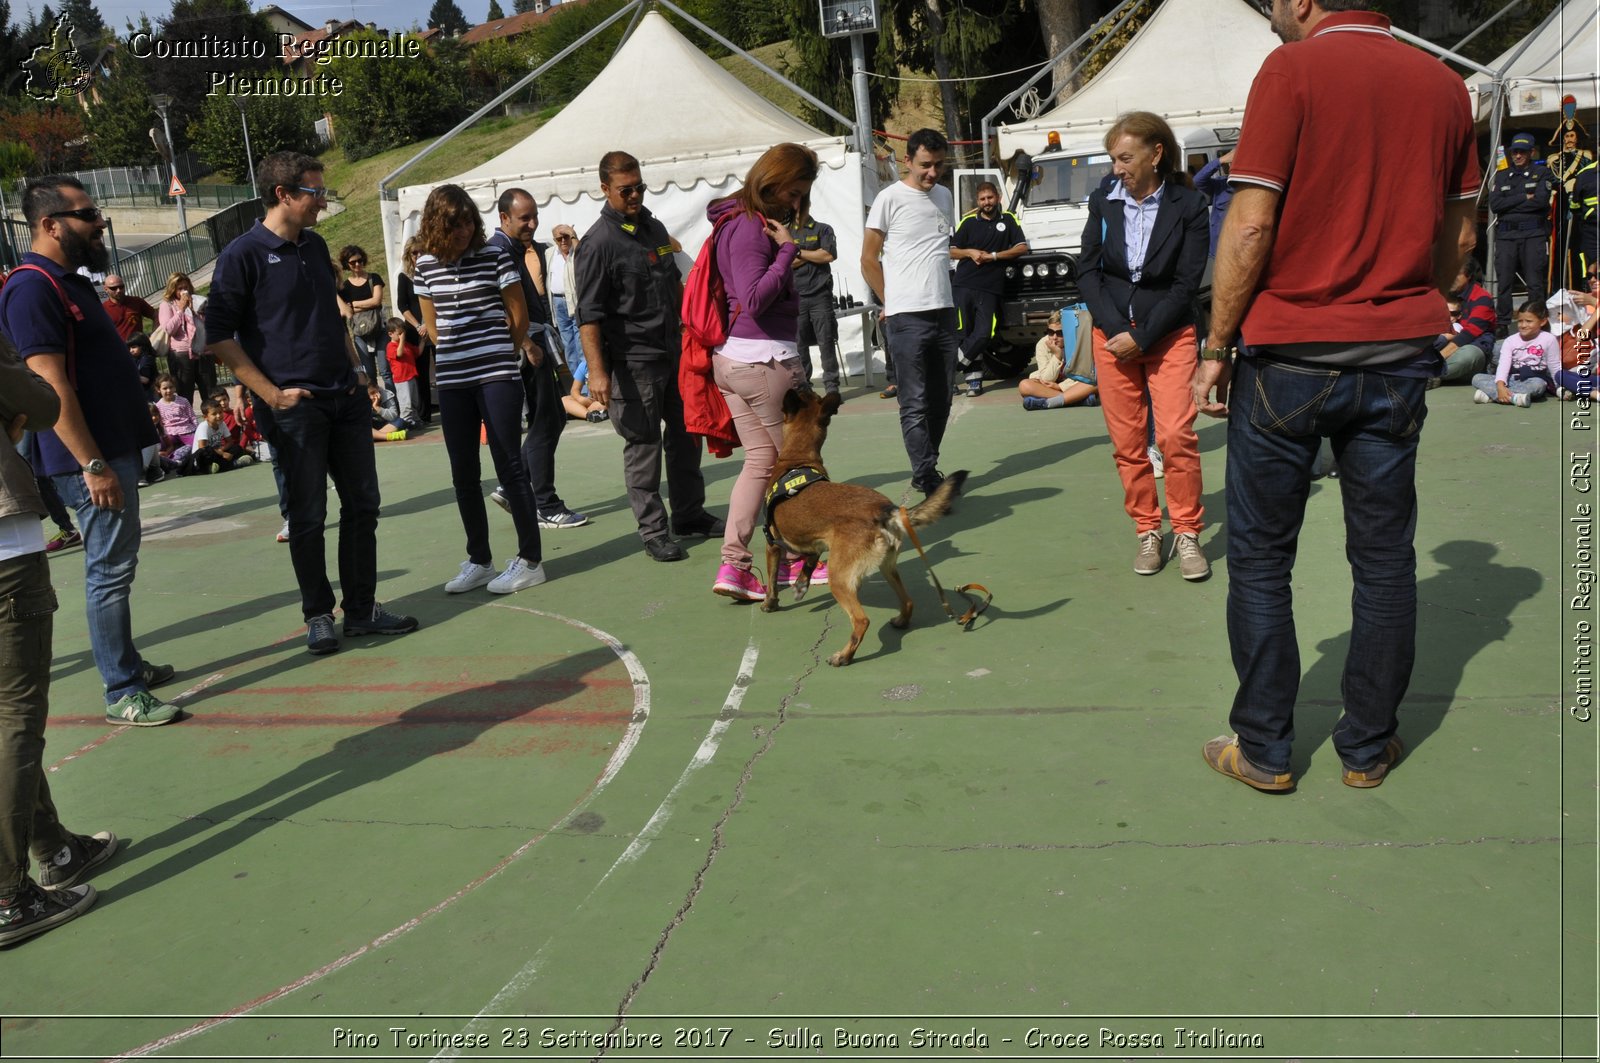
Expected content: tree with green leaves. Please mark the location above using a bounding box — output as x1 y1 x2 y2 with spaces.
138 0 277 156
189 85 320 183
324 29 468 160
429 0 470 36
486 0 504 21
81 55 161 166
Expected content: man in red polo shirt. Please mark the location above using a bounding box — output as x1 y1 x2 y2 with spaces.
1191 0 1479 793
100 274 157 341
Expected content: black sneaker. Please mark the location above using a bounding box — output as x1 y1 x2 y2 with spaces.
671 513 726 538
38 831 122 890
139 662 176 687
0 880 95 947
306 613 338 656
644 536 687 562
344 602 420 637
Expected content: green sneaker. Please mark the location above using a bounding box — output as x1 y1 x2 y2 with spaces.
106 690 182 727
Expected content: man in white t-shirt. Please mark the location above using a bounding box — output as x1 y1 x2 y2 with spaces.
861 128 959 495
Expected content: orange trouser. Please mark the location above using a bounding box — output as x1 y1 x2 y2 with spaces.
1092 324 1205 534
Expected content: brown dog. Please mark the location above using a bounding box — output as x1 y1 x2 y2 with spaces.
762 389 967 666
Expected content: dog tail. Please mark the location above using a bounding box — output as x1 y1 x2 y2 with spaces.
906 470 968 529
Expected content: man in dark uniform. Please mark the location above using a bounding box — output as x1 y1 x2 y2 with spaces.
1573 158 1598 278
573 150 722 563
489 188 587 530
950 181 1027 396
788 206 841 397
1489 132 1557 334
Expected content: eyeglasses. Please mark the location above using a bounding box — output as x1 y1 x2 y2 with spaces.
611 182 647 199
49 207 104 223
295 186 333 199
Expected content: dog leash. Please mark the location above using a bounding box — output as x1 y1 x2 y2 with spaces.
897 507 992 629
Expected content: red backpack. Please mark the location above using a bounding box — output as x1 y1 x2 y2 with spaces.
680 210 750 346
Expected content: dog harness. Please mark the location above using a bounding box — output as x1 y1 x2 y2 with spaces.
762 465 829 545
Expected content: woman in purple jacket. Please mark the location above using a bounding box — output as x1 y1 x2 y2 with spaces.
708 142 825 602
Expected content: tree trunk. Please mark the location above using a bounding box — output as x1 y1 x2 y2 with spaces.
1035 0 1093 111
924 0 965 145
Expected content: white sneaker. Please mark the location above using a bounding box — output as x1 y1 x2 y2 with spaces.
487 557 547 594
445 559 497 593
1511 392 1531 408
1148 445 1165 479
1473 389 1492 404
275 520 290 543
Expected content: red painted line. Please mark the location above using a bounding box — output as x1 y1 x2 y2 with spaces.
47 672 228 771
222 677 634 696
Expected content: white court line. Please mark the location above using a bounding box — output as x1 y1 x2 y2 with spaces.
109 610 648 1061
432 639 759 1061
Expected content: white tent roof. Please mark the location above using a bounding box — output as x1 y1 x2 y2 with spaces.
999 0 1280 151
1467 0 1599 121
404 10 848 210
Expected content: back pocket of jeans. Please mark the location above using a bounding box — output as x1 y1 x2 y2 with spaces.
1247 360 1338 437
1380 376 1428 440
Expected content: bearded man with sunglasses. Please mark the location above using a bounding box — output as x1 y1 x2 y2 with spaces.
0 175 178 728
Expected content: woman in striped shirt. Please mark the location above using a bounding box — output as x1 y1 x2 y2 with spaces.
414 183 547 595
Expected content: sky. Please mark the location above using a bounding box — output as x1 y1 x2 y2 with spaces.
79 0 517 39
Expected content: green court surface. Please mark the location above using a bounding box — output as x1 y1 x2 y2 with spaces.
2 383 1594 1062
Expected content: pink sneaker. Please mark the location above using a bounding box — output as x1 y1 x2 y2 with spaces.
776 558 829 587
712 563 766 602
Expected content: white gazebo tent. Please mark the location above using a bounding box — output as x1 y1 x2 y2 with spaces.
997 0 1281 156
387 10 881 375
1466 0 1600 127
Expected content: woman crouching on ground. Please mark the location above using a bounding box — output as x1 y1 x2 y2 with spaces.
707 142 830 601
413 183 547 596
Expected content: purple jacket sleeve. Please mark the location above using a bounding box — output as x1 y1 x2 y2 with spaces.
716 212 799 319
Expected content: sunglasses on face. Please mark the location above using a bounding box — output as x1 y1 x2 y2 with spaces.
1047 328 1063 336
346 258 365 267
50 207 104 223
105 284 122 291
611 182 647 198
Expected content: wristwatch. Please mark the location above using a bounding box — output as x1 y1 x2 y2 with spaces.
82 458 107 476
1200 345 1236 362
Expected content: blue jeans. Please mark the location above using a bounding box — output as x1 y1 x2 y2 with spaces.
1225 356 1427 774
883 308 959 489
552 296 586 386
255 389 381 621
52 452 149 703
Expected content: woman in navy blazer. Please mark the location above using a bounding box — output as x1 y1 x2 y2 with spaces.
1077 111 1212 580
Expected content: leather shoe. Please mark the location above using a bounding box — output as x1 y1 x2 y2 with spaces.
670 514 725 538
644 536 687 562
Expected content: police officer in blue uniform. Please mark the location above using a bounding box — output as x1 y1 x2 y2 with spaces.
1489 132 1558 333
950 181 1027 396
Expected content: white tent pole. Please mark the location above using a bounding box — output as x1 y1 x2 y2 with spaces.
1492 0 1571 77
377 0 646 201
651 0 854 132
1392 25 1500 77
610 1 647 59
979 0 1145 169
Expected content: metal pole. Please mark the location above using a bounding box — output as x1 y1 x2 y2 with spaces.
153 98 193 269
850 33 872 158
235 99 258 199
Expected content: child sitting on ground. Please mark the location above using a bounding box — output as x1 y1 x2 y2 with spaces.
1019 308 1099 410
563 374 608 422
154 373 199 448
192 399 255 473
152 403 190 474
384 317 422 428
369 382 408 441
1473 301 1561 407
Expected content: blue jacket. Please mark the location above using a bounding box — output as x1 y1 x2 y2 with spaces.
1076 181 1209 351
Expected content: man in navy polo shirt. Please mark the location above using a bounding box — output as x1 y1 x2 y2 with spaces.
206 152 418 655
0 175 180 727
